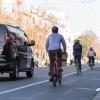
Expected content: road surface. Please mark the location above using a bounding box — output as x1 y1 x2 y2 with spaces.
0 63 100 100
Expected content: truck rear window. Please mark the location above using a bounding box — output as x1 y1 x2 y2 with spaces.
0 25 7 50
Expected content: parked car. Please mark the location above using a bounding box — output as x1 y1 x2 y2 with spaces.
0 24 35 79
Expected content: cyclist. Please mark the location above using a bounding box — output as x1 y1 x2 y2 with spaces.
73 39 82 73
45 26 66 82
87 47 96 66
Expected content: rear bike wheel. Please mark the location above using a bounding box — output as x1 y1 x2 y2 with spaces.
52 75 57 87
75 63 80 74
89 61 93 69
58 72 62 85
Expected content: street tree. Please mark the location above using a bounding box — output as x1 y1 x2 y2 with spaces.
77 31 97 57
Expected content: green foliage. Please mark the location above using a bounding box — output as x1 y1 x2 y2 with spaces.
78 35 91 57
76 31 98 58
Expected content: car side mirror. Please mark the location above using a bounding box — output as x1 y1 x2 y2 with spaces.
30 40 35 46
27 40 35 46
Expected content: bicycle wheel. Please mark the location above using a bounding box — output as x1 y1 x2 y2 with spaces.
89 61 93 69
75 63 80 74
58 72 62 85
53 75 56 87
52 64 57 87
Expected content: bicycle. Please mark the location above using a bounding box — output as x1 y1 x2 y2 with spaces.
52 52 62 87
89 58 94 69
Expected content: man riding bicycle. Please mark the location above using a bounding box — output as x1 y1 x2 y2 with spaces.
73 39 82 73
45 26 66 82
87 47 96 66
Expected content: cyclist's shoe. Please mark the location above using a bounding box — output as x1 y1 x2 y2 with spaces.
59 68 63 72
49 78 52 82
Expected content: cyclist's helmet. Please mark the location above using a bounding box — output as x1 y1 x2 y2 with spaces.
90 47 93 51
52 26 58 33
75 39 80 44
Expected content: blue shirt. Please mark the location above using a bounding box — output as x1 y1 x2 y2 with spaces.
46 33 66 51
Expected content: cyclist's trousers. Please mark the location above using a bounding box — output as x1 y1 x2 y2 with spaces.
74 55 81 70
48 49 62 75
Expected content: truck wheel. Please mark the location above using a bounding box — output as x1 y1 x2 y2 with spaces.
9 61 19 79
26 60 34 78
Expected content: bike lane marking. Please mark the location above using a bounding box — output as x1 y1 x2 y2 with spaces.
93 79 100 81
76 88 96 91
63 67 90 77
0 80 48 95
96 88 100 91
0 67 97 95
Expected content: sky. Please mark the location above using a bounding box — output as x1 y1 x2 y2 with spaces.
23 0 100 39
2 0 100 39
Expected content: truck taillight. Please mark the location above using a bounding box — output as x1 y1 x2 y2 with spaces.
6 32 11 44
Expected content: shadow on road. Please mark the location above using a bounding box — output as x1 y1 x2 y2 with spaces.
0 76 27 82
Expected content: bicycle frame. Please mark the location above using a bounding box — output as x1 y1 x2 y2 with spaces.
52 51 62 87
54 52 60 75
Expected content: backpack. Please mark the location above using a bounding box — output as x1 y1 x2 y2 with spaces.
73 43 82 56
88 51 96 57
74 44 81 50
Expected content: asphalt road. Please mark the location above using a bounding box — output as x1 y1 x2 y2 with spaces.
0 63 100 100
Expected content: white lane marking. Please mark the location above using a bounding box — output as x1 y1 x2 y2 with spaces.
76 88 96 91
96 88 100 91
0 67 97 95
93 79 100 81
63 67 90 77
0 80 48 95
